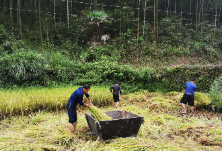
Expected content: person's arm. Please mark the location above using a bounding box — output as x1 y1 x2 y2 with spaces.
109 86 113 94
84 103 89 107
79 98 89 107
87 97 93 106
85 93 93 106
195 84 197 91
182 89 186 93
119 86 122 95
79 95 85 106
183 83 187 93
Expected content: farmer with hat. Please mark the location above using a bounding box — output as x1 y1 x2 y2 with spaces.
67 84 93 134
109 81 122 108
180 78 197 114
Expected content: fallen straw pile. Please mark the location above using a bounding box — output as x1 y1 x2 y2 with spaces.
89 106 112 121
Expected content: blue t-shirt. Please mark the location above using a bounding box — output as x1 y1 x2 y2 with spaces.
68 87 90 106
185 81 197 95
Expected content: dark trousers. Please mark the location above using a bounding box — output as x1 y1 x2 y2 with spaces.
67 102 77 124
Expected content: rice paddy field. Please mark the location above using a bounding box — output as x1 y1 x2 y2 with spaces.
0 86 113 119
0 86 222 151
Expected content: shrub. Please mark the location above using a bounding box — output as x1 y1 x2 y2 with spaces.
0 25 7 44
87 10 108 22
0 51 79 87
209 76 222 109
2 39 25 53
0 51 46 87
1 50 222 94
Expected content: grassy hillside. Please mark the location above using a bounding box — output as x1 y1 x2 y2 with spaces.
0 87 221 150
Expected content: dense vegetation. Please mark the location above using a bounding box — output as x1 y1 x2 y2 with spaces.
1 0 222 108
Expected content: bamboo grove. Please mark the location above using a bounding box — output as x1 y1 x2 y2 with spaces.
0 0 221 46
1 0 222 91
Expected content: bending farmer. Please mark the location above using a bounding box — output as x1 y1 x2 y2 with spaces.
109 81 122 108
67 84 92 134
180 78 197 114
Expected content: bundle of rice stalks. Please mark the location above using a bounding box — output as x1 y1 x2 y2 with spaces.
178 92 211 107
194 92 211 107
89 106 112 121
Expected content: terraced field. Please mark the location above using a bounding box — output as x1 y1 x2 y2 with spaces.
0 87 221 150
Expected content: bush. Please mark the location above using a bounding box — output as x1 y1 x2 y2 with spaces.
157 66 222 92
0 51 46 87
1 50 222 94
81 45 118 62
0 25 7 44
70 60 154 93
0 50 154 91
2 39 25 53
0 51 79 87
0 25 26 54
209 76 222 109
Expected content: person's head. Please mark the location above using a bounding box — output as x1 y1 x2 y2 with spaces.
83 84 90 94
190 77 197 83
115 81 118 84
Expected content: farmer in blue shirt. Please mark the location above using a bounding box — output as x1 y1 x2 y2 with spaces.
67 84 93 134
180 78 197 114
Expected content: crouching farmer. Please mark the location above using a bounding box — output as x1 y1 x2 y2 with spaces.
67 84 92 134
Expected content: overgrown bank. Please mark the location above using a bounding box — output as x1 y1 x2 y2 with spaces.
1 50 222 93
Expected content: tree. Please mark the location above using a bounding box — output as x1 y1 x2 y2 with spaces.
54 0 56 27
214 0 218 41
137 0 140 48
167 0 169 16
143 0 147 36
67 0 69 29
196 0 198 37
39 0 43 49
18 0 22 40
156 0 159 43
154 0 156 42
10 0 13 23
175 0 176 15
87 10 108 38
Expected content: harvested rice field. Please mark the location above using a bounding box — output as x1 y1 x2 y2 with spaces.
0 87 222 150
